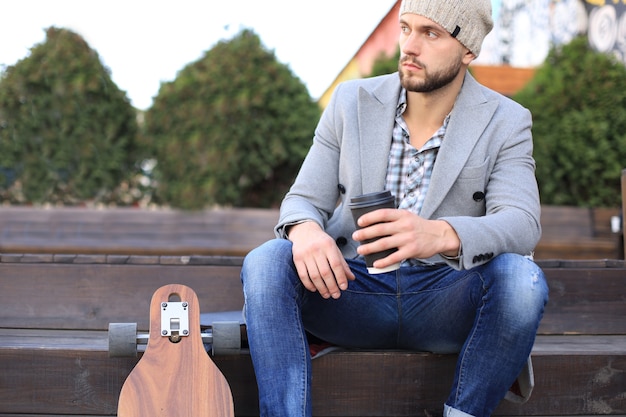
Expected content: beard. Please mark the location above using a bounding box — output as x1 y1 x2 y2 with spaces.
398 54 463 93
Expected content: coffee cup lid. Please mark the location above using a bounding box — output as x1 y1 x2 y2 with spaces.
349 191 394 208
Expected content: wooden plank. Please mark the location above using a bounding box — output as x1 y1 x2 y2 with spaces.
0 348 129 415
9 414 621 417
0 262 244 331
1 415 625 417
10 415 623 417
9 415 624 417
538 267 626 335
495 353 626 416
0 331 624 416
1 259 625 334
539 206 595 239
538 259 625 268
538 206 619 239
592 207 621 238
313 348 626 416
0 415 113 417
2 330 622 355
0 206 278 256
535 206 622 260
534 238 620 260
622 168 626 259
531 335 626 354
0 204 621 260
0 329 108 350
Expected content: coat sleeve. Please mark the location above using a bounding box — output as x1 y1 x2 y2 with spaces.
274 83 347 238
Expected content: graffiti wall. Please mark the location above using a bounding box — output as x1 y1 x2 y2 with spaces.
475 0 626 67
585 1 626 64
475 0 589 66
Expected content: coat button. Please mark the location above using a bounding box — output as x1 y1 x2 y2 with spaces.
336 237 347 246
473 191 485 202
337 184 346 194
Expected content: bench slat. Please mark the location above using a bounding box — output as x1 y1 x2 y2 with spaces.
0 262 244 331
0 205 622 260
0 330 624 416
1 260 625 334
537 267 626 335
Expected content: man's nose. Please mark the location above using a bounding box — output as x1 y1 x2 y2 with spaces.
401 32 422 56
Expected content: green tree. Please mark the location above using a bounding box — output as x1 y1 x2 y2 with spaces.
514 36 626 207
0 27 139 205
143 29 320 209
369 48 400 77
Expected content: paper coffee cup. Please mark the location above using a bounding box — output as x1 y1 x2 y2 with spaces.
349 191 400 274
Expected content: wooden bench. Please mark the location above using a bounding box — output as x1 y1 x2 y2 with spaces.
535 206 623 260
534 169 626 260
0 206 278 256
0 254 624 417
0 204 623 260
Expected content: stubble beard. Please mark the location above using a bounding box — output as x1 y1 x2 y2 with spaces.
398 55 463 93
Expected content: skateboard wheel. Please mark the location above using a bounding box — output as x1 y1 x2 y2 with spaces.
212 321 241 355
108 322 138 357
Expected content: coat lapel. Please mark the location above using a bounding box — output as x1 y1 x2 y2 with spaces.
357 76 402 195
420 73 498 218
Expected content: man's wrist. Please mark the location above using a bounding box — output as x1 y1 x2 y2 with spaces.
440 243 462 260
285 220 316 240
437 220 461 259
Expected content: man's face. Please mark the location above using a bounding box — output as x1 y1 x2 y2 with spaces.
397 13 473 93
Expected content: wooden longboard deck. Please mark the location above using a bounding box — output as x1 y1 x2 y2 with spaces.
117 284 234 416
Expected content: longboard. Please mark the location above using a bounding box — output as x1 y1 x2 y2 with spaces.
116 284 235 416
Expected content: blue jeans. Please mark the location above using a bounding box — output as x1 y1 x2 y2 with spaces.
241 239 548 417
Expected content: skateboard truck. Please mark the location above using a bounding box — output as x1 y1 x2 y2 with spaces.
109 310 241 357
160 301 189 343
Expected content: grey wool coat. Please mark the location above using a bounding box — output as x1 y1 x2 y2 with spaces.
276 71 541 271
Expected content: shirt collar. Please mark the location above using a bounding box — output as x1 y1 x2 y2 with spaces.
396 87 453 123
396 87 408 117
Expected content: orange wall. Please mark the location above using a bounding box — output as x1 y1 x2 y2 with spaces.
470 65 535 97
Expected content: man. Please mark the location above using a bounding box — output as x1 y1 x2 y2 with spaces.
241 0 549 416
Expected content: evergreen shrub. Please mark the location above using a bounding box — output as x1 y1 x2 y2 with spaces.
143 29 320 209
514 36 626 207
0 27 139 205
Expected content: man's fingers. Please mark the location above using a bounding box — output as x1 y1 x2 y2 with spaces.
295 257 332 298
296 257 353 300
294 260 318 293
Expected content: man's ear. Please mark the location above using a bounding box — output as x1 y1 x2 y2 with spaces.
463 49 476 65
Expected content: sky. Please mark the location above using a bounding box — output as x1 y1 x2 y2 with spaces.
0 0 397 110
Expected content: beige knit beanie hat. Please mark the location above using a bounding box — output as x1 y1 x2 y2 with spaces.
400 0 493 56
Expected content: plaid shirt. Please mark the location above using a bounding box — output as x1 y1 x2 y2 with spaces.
385 88 449 215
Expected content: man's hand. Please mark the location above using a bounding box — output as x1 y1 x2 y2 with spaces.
288 221 356 299
352 208 460 269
